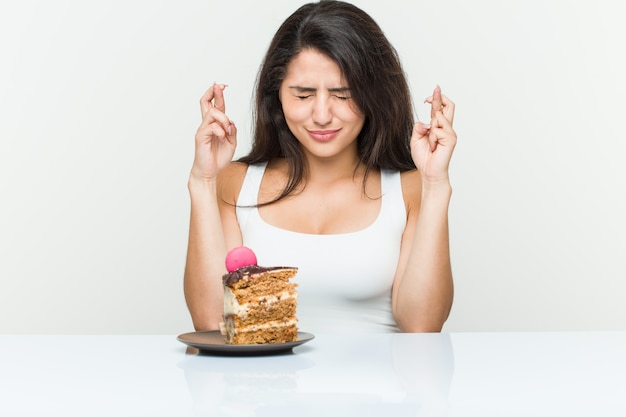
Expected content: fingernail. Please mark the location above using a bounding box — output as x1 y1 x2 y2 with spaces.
227 124 232 135
422 123 431 129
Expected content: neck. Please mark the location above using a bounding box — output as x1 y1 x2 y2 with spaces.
303 149 363 185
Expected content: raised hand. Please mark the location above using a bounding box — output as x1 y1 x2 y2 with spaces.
410 85 457 186
190 83 238 182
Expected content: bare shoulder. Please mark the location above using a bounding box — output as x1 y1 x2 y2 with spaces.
217 161 249 206
400 169 422 217
260 158 290 197
264 158 289 178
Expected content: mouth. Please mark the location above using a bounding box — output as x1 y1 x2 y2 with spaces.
307 129 341 142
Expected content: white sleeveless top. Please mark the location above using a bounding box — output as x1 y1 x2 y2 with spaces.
236 163 407 333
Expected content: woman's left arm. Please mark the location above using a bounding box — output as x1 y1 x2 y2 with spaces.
392 86 457 332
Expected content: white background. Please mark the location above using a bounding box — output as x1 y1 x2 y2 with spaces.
1 0 624 333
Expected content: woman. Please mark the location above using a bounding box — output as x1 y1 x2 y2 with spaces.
184 0 457 333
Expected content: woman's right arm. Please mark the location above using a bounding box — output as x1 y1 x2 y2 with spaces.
183 83 241 331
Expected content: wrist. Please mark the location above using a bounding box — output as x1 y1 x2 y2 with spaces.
421 178 452 197
419 181 452 213
188 173 218 194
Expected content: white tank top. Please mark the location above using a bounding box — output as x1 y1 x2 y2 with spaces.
236 163 407 333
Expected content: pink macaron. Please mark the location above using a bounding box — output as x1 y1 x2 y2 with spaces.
225 246 258 272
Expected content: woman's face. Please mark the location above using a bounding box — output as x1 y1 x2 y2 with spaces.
279 49 365 161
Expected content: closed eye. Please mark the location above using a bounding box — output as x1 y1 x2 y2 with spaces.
288 86 351 101
330 88 352 101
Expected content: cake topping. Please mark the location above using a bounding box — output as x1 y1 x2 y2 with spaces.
222 265 280 286
225 246 258 273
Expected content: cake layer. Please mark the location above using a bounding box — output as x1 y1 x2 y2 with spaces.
222 318 299 344
224 301 297 325
225 285 297 309
224 267 298 289
228 281 297 300
224 286 297 324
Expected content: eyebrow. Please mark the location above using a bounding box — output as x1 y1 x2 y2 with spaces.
288 86 351 93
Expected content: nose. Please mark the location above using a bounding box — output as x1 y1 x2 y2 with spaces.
311 96 332 126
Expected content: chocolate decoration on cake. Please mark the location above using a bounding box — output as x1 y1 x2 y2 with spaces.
222 265 277 285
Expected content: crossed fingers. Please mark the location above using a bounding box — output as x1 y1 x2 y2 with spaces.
199 83 233 140
425 85 455 127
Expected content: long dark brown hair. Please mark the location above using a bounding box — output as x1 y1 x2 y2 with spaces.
238 0 416 203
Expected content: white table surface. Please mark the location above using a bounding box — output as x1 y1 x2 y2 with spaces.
1 332 625 417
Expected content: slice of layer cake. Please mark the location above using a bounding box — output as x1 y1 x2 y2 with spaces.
220 246 299 344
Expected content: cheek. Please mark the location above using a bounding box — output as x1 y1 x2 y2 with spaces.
282 101 310 123
336 106 365 129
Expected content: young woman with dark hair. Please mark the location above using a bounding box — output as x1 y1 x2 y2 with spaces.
184 0 457 333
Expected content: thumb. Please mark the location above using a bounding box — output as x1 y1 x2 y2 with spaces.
412 121 431 141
